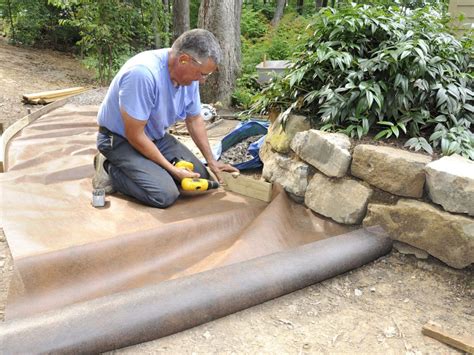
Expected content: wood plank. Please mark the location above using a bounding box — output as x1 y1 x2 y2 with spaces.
22 86 87 101
221 171 272 202
422 322 474 353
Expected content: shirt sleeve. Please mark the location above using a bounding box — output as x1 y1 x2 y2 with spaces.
118 65 156 121
186 82 202 118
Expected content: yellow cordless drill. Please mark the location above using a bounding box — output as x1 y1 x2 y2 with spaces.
173 159 219 191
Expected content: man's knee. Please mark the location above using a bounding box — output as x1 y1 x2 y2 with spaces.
145 187 180 208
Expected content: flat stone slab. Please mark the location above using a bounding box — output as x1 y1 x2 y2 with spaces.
425 154 474 216
305 173 373 224
262 152 310 197
267 114 310 154
291 130 351 178
364 199 474 269
351 145 432 198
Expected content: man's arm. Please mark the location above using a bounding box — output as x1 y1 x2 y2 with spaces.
185 114 239 182
121 108 199 181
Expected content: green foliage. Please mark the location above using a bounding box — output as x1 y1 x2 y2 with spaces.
0 0 171 84
233 10 311 109
189 0 200 29
249 5 474 159
352 0 448 11
268 12 310 59
0 0 79 49
241 7 268 41
243 1 275 21
46 0 170 84
50 0 129 83
232 72 261 108
9 1 47 45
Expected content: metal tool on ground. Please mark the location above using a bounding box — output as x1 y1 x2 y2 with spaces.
173 159 219 192
91 188 106 207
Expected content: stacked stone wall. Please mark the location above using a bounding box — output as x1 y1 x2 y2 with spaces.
260 114 474 269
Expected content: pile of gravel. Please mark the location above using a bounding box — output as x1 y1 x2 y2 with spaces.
219 134 263 166
67 87 108 106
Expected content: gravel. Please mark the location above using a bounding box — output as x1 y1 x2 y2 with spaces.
67 87 108 106
219 134 263 166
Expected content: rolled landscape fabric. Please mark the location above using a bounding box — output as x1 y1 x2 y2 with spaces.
0 227 391 354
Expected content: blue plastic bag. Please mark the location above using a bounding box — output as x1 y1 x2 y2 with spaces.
212 120 269 170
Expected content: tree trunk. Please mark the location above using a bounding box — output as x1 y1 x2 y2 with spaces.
152 0 161 48
296 0 304 15
6 0 16 41
172 0 190 42
271 0 285 27
314 0 324 9
198 0 243 107
162 0 170 46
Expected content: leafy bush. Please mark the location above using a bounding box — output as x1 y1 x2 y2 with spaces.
0 0 79 49
268 12 311 60
243 2 275 21
249 5 474 159
47 0 170 84
232 72 261 108
234 11 311 109
241 7 268 42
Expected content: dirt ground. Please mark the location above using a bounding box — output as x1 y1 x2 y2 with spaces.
0 36 95 131
0 38 473 354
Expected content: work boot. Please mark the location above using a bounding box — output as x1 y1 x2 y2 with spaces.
92 153 115 194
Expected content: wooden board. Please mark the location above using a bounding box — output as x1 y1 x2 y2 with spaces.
422 322 474 353
22 86 88 101
221 172 272 202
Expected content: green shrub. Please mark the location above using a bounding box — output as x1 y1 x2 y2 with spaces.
243 2 275 21
234 11 311 109
267 13 310 60
232 72 260 109
249 5 474 159
1 0 80 50
241 8 268 42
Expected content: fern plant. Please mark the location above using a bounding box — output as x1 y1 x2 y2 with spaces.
250 5 474 159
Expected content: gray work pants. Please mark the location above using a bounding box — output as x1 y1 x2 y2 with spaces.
97 129 209 208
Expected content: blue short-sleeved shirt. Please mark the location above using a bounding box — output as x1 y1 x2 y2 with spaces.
97 49 201 140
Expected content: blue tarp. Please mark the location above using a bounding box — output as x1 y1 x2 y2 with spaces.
212 120 269 170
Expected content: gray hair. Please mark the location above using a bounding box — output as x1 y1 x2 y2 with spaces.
171 29 223 65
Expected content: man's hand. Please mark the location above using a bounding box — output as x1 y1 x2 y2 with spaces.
207 159 239 184
171 166 200 182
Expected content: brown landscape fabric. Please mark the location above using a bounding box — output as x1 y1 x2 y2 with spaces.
0 104 391 352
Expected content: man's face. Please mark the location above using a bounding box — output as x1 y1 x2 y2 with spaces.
177 53 217 86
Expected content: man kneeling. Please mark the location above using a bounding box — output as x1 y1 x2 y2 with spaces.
92 29 238 208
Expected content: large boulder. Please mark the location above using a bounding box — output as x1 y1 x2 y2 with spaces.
291 130 351 178
364 199 474 269
305 173 373 224
262 153 310 197
259 139 274 164
425 154 474 216
351 145 432 198
266 114 311 154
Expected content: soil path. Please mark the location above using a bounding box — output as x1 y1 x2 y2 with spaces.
0 36 95 130
0 39 472 354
